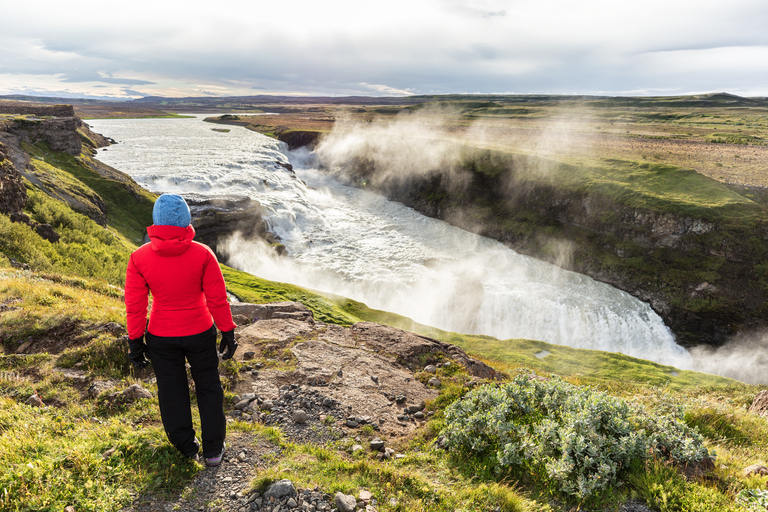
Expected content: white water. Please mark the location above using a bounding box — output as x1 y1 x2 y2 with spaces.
89 115 691 368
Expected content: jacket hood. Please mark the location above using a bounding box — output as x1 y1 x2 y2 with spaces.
147 225 196 256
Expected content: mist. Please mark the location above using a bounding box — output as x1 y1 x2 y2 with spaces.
688 332 768 385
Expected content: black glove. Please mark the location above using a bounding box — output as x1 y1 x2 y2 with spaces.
218 329 238 360
128 336 150 368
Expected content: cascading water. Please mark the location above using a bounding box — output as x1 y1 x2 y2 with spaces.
89 115 692 369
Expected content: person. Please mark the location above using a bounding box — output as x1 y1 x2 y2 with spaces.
124 193 238 467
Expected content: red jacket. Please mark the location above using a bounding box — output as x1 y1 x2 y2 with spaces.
125 224 237 339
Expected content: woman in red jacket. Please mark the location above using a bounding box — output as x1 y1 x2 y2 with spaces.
125 193 238 467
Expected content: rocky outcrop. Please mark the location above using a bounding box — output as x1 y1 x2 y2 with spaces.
188 196 279 259
0 103 75 117
748 390 768 418
4 117 82 155
230 301 500 437
0 142 26 215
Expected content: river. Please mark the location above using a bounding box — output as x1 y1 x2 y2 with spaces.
88 115 691 369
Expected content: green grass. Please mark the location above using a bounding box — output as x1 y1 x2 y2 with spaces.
1 190 134 285
23 141 155 243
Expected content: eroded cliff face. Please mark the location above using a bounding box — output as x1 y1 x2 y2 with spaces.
321 151 768 347
0 142 27 215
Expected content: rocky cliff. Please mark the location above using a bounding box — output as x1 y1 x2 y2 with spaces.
320 149 768 347
0 142 26 216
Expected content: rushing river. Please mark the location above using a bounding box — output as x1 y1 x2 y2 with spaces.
89 115 691 368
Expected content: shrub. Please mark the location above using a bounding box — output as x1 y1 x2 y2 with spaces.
442 375 710 500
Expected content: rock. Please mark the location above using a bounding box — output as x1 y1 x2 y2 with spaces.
64 507 75 512
101 448 116 459
346 419 359 428
234 399 252 410
407 404 424 414
293 409 308 424
287 497 297 508
424 365 437 373
25 394 43 407
334 492 356 512
370 438 385 451
427 377 441 388
414 411 424 420
370 375 379 384
260 399 274 411
122 384 152 400
0 142 27 215
229 301 314 324
749 390 768 418
34 223 60 243
744 464 768 477
264 479 296 499
87 380 116 398
383 447 395 459
237 452 247 462
15 341 33 354
351 444 364 453
359 490 373 502
243 351 255 360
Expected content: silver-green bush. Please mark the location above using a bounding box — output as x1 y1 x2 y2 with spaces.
442 375 710 499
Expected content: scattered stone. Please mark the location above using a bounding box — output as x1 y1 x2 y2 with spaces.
427 377 441 388
359 490 373 502
264 479 296 499
383 447 395 459
260 399 274 411
407 403 424 414
15 340 33 354
102 448 117 459
64 507 75 512
25 394 43 407
749 390 768 418
434 436 448 449
234 399 252 410
237 452 247 462
346 419 359 428
370 375 379 384
243 351 255 360
122 383 152 400
424 365 437 373
334 492 356 512
414 411 425 420
87 380 116 398
292 409 308 424
744 464 768 477
370 438 385 451
351 444 364 453
395 395 406 404
287 497 297 508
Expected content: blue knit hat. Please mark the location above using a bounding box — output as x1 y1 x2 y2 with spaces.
153 194 191 227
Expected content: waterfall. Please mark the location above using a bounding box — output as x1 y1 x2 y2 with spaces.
89 115 692 369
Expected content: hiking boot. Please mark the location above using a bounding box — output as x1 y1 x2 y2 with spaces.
205 442 226 467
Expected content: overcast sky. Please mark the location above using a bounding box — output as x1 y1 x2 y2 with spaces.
2 0 768 99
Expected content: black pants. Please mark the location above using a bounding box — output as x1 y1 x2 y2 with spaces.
146 325 225 458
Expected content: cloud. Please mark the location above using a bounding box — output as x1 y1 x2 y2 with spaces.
1 0 768 97
59 72 155 85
